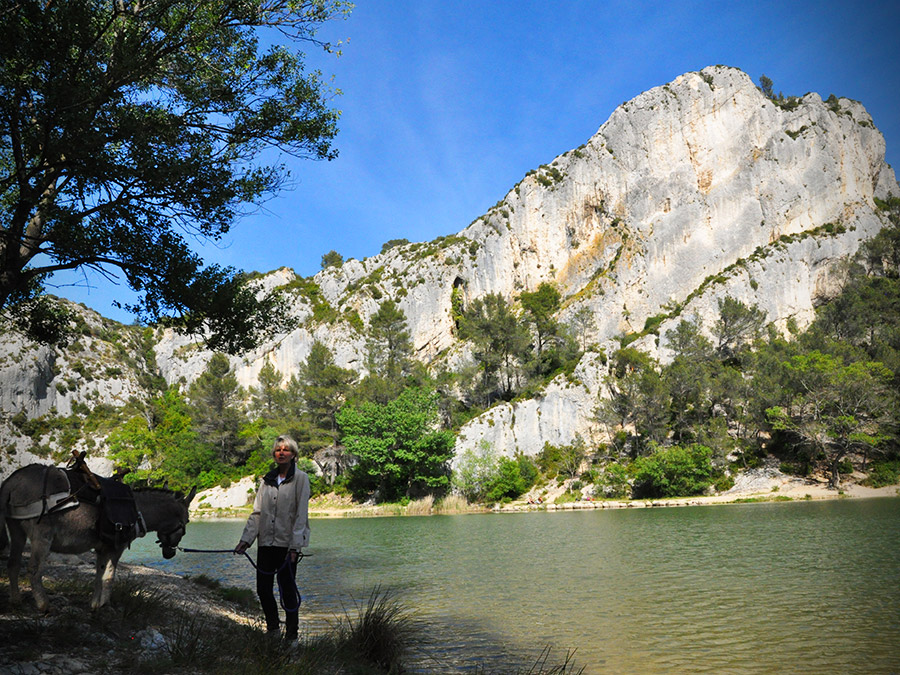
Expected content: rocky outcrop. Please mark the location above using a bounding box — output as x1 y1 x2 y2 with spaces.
0 304 152 475
1 66 897 469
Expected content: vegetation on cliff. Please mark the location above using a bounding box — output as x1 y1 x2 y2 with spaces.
6 205 899 506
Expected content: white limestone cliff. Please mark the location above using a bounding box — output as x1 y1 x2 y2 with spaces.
2 66 897 469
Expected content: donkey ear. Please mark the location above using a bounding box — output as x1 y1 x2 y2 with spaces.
184 486 197 506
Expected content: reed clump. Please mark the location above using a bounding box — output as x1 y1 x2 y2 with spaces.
435 493 471 513
404 494 434 515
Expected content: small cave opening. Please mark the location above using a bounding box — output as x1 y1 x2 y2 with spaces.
451 277 467 331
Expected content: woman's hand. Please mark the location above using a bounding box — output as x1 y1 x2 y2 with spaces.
289 549 300 563
234 541 250 554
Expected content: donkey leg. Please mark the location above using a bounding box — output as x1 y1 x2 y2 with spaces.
26 526 53 613
6 521 27 606
92 548 122 610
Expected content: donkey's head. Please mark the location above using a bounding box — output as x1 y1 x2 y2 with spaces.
136 487 196 559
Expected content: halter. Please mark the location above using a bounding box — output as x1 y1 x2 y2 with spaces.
155 522 186 558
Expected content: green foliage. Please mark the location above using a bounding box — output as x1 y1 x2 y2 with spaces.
297 341 356 455
188 354 248 466
766 352 895 487
108 388 225 492
863 460 900 488
363 299 414 403
286 278 338 324
594 462 630 499
712 296 766 362
459 293 530 404
338 387 455 502
453 442 537 503
380 238 410 254
597 349 669 455
321 250 345 269
568 307 595 352
631 444 715 499
0 1 347 350
519 282 560 353
248 362 286 420
452 441 499 502
451 285 465 329
537 438 587 480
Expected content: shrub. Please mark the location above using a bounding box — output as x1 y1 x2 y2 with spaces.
863 460 900 488
454 445 537 503
630 444 715 499
713 474 735 492
595 463 630 499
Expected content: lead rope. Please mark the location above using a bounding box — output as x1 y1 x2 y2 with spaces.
178 546 308 612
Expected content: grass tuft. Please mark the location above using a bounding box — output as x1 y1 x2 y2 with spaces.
435 494 471 514
333 586 417 672
405 495 434 515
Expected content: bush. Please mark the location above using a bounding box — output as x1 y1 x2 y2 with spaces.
713 473 735 492
485 456 535 502
537 439 586 480
863 460 900 488
631 444 715 499
454 445 537 503
594 463 630 499
335 587 416 672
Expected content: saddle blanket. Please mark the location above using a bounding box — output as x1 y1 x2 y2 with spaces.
7 492 78 519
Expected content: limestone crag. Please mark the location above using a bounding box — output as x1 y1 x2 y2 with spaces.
1 66 897 470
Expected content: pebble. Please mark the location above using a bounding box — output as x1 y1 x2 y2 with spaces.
0 656 92 674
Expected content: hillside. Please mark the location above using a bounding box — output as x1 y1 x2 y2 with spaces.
1 65 897 474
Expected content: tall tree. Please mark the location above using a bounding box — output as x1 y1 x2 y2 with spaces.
337 387 454 501
298 340 355 450
597 348 669 456
712 296 766 362
108 387 219 492
249 361 287 421
520 282 561 357
758 74 775 100
321 250 344 269
0 1 350 350
361 299 414 402
568 306 595 352
766 352 896 488
188 353 246 465
459 293 530 403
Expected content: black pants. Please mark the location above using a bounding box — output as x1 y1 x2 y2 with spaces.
256 546 300 636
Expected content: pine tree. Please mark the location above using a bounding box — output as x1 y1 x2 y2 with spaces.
189 354 247 465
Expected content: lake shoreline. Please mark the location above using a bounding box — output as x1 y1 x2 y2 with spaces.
492 480 900 513
190 476 900 520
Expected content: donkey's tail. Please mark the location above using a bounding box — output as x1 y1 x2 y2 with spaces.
0 476 9 554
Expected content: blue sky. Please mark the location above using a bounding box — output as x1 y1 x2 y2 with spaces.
51 0 900 323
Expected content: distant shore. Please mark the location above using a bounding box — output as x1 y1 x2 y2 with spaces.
189 475 900 520
492 480 900 513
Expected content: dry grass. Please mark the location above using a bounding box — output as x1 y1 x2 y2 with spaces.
435 494 471 514
405 495 434 515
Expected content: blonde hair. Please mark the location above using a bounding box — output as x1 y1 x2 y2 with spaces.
272 435 299 458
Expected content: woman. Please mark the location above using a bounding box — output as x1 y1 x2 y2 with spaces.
234 435 310 641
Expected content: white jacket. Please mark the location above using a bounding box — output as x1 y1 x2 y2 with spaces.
240 462 310 550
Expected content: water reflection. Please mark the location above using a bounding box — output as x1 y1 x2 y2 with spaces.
123 499 900 674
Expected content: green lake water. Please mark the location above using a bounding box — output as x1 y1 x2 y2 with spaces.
123 498 900 674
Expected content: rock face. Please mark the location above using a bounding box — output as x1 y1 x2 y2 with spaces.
1 66 897 471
